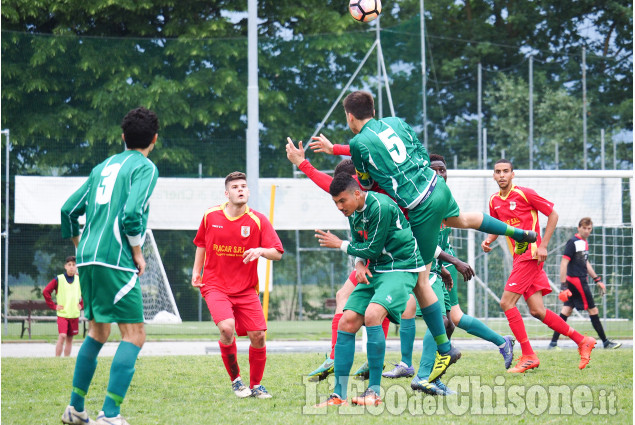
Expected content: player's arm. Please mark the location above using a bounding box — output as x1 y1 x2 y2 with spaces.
192 246 206 287
557 256 573 301
587 261 605 295
42 278 61 310
342 205 390 260
286 137 333 192
438 249 474 282
536 209 558 263
243 247 283 263
481 234 498 252
61 178 90 240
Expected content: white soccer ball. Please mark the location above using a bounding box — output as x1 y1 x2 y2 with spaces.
349 0 382 23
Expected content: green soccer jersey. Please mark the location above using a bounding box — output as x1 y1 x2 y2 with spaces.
344 192 425 273
350 117 437 209
61 150 158 272
431 223 457 275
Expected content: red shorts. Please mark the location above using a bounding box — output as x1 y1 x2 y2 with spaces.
505 258 552 300
347 269 358 286
57 317 79 336
204 290 267 336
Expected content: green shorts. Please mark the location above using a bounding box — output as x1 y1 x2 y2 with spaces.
344 271 417 325
78 265 144 323
445 264 460 307
408 178 461 265
416 273 451 316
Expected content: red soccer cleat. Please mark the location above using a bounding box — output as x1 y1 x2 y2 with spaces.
507 354 540 373
578 336 597 370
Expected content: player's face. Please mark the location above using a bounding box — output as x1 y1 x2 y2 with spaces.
332 189 360 217
430 161 447 181
577 224 593 239
64 261 77 276
225 179 250 206
493 163 514 190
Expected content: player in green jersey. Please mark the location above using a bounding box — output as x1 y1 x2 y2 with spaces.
60 107 159 425
314 174 458 407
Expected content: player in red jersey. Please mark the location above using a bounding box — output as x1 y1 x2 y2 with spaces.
191 171 284 399
482 159 596 373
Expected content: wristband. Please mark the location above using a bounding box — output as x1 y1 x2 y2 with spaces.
560 282 568 291
593 276 602 283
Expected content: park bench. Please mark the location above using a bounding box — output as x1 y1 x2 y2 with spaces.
6 299 87 339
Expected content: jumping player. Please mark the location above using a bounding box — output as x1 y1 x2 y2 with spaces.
482 159 597 373
192 171 284 399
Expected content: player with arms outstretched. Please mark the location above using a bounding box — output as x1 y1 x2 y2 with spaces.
192 172 284 399
482 159 596 373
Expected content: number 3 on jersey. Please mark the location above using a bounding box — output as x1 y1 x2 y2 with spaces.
378 128 407 164
96 164 121 204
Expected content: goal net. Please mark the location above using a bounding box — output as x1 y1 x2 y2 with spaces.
140 230 182 324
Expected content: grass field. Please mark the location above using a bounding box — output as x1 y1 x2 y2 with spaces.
2 348 632 424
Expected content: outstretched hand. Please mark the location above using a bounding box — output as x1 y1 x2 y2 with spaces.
286 137 306 166
315 229 342 249
455 260 475 281
308 134 334 155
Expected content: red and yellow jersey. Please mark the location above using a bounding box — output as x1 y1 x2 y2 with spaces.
489 185 554 260
193 202 284 296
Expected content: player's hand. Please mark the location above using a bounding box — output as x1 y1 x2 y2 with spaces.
535 246 548 263
285 137 306 166
308 134 334 155
191 274 204 288
481 239 493 253
558 289 572 302
355 262 372 285
440 266 453 291
243 247 264 263
455 261 475 281
55 304 64 311
132 251 146 276
596 279 606 296
315 229 343 249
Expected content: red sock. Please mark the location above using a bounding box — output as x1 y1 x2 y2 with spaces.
543 309 584 344
382 316 390 338
219 338 240 381
505 307 534 356
249 345 267 388
330 313 343 360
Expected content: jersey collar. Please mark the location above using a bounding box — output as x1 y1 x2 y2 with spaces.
498 183 516 200
221 201 250 221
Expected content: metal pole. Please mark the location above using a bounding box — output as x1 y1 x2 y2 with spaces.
613 132 617 169
600 131 607 321
295 229 303 320
555 143 559 170
529 55 534 169
477 63 482 170
467 230 475 316
377 17 382 119
482 128 487 169
601 129 605 170
420 0 428 150
2 130 9 334
582 47 587 170
198 163 203 322
247 0 259 209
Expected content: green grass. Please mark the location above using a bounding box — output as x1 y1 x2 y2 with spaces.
2 318 632 342
2 349 632 424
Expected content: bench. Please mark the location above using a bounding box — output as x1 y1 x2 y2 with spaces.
317 298 337 320
7 299 87 339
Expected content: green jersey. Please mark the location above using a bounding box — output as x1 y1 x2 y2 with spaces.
344 192 425 273
350 117 437 209
431 222 457 275
61 150 158 272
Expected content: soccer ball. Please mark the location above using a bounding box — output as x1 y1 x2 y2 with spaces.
349 0 382 23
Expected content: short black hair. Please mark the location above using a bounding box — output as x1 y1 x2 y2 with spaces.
334 159 356 177
65 255 76 264
225 171 247 188
429 154 446 165
495 158 513 171
343 91 375 120
329 173 358 197
121 107 159 149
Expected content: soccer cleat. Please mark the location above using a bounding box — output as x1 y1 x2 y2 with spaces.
314 393 348 407
251 385 273 399
95 412 129 425
547 341 560 350
517 230 537 244
382 362 415 379
428 346 461 382
499 335 516 369
432 379 456 396
507 354 540 373
231 377 252 398
61 405 95 425
603 340 622 349
514 241 529 255
353 361 384 380
410 377 443 395
351 387 382 406
578 336 597 369
307 356 335 382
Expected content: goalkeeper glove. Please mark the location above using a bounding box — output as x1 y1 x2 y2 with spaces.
558 289 572 302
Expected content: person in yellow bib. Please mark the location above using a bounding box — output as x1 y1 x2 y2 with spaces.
43 256 83 357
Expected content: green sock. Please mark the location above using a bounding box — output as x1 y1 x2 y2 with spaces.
420 302 451 353
102 341 141 417
333 330 355 400
366 325 385 395
478 214 526 241
399 318 416 367
70 336 103 412
458 314 506 346
417 329 436 379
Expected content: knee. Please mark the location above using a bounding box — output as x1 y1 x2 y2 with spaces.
250 331 266 348
338 314 359 334
335 288 348 306
588 307 599 316
449 308 462 325
529 307 545 320
218 325 235 342
500 300 513 312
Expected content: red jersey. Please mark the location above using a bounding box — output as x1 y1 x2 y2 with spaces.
193 202 284 296
489 184 554 260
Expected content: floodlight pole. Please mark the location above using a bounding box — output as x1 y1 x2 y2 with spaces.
247 0 259 209
2 129 9 334
420 0 428 150
376 17 382 118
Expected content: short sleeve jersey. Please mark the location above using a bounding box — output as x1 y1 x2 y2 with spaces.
563 234 588 278
345 192 425 273
61 150 158 272
489 185 554 260
350 117 437 210
193 202 284 296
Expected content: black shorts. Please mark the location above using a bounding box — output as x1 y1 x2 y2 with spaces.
563 276 596 311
